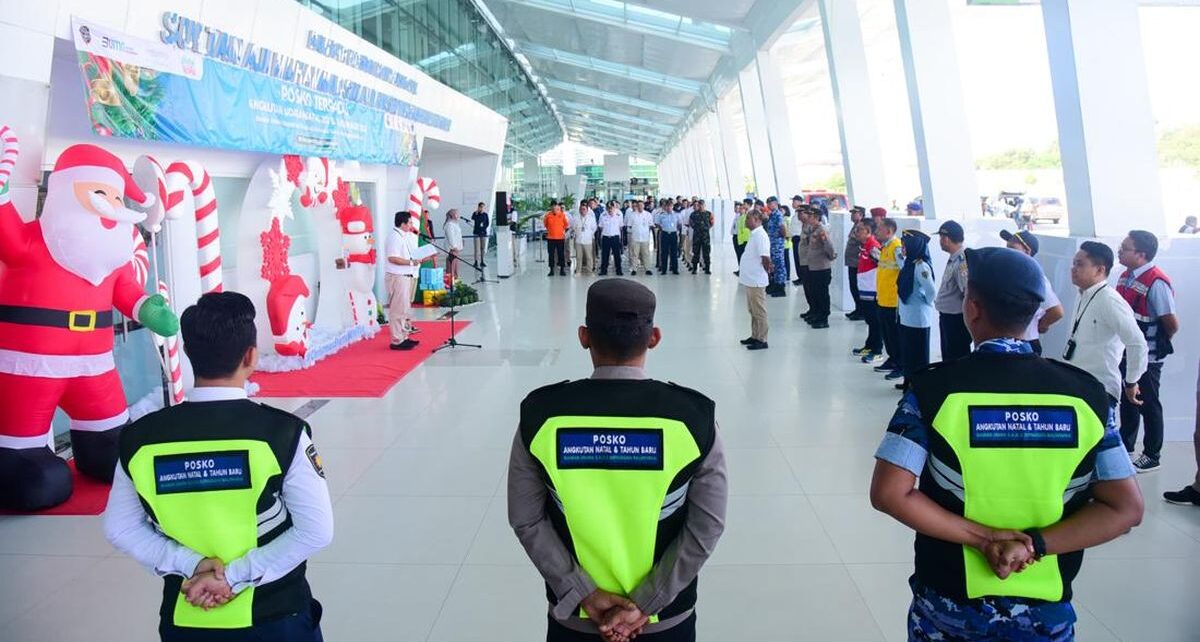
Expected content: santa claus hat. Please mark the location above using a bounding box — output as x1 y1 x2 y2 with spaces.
53 144 155 208
338 205 373 234
266 275 310 336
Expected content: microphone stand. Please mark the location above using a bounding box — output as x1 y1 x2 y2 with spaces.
417 233 483 352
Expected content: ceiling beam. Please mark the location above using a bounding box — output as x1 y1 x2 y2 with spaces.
545 79 687 118
557 100 677 133
517 41 703 94
493 0 734 53
569 129 664 153
564 116 669 142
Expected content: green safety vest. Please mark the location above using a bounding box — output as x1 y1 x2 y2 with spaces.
519 378 716 622
119 400 313 629
735 214 750 244
908 352 1110 603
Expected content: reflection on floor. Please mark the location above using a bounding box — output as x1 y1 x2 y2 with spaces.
1 247 1197 642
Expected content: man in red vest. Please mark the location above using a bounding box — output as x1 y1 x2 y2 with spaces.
1116 230 1180 473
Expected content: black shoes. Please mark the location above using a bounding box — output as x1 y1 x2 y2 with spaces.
793 279 803 286
645 271 653 275
1164 486 1200 506
810 320 829 329
547 271 555 277
390 339 419 351
746 340 769 350
560 270 567 276
740 337 755 345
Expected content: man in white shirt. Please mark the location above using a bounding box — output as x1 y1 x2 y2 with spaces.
629 203 656 276
386 211 422 350
105 292 333 641
599 206 625 276
443 208 465 282
739 210 773 351
571 204 598 275
1062 241 1148 411
1002 230 1063 355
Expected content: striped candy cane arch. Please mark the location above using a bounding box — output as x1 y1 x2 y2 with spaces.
0 124 18 189
165 161 224 294
406 176 441 216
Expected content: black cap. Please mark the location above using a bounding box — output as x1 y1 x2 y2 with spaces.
586 279 656 327
1000 229 1039 257
936 220 964 243
766 196 779 204
965 247 1045 304
791 194 804 203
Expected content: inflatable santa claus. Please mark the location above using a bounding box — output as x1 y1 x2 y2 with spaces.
0 143 178 511
267 274 311 357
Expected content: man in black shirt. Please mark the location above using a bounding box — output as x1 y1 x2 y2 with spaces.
471 202 490 267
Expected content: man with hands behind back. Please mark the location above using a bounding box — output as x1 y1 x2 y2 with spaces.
870 247 1143 642
105 292 333 641
509 279 728 642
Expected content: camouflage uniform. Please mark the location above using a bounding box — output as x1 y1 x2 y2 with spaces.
908 577 1076 642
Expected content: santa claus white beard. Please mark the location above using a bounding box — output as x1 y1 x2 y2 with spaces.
40 189 138 286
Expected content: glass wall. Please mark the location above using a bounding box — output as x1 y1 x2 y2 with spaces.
295 0 563 164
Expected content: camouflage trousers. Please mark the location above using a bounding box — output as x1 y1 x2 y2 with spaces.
908 579 1076 641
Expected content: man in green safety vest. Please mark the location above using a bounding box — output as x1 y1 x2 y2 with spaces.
870 247 1143 642
104 292 333 642
509 278 728 642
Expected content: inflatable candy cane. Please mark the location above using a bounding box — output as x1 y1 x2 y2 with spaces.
0 124 18 190
155 282 185 404
165 161 223 294
406 176 441 216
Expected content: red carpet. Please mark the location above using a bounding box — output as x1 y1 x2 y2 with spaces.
251 321 469 398
0 460 111 516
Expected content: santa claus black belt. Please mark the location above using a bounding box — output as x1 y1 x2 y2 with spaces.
0 305 114 332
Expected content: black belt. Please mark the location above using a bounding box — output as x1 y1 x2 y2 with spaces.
0 305 114 332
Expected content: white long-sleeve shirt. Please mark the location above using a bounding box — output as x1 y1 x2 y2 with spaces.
1059 281 1149 400
104 387 334 594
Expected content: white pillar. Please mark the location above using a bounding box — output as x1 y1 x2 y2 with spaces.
703 113 731 199
738 60 778 198
893 0 979 220
819 0 889 207
1041 0 1166 237
717 95 747 201
755 49 802 196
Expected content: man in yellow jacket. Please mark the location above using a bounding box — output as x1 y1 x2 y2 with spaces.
873 218 903 380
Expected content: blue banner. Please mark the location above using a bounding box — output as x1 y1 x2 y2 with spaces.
74 19 423 166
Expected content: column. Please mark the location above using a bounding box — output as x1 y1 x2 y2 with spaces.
738 60 778 198
819 0 889 207
755 49 802 195
717 94 748 201
1042 0 1166 237
893 0 979 220
704 112 732 199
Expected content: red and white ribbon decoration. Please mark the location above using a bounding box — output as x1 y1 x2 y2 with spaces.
131 228 150 289
164 161 223 294
406 176 441 216
0 124 19 190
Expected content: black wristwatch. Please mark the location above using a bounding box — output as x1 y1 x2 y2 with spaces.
1023 528 1047 560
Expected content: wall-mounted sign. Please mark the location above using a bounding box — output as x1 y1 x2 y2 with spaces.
71 16 425 165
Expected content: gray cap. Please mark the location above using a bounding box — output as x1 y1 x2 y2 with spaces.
586 278 656 327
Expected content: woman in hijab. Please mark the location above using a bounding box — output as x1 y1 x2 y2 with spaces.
896 229 937 390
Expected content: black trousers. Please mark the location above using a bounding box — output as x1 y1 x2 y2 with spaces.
938 313 972 362
879 305 901 367
547 614 696 642
599 236 623 274
161 601 323 642
1121 361 1165 460
798 266 812 309
860 299 883 353
547 239 566 271
733 236 745 267
692 237 711 271
847 269 861 315
808 268 832 321
792 236 803 282
660 232 679 273
899 324 931 378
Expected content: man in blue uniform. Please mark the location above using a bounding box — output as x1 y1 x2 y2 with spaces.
870 247 1143 642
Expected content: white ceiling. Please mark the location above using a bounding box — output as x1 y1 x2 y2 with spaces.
477 0 808 159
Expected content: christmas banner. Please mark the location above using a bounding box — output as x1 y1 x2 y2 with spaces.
71 17 421 166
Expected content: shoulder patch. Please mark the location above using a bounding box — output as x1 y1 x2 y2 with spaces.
305 443 325 478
